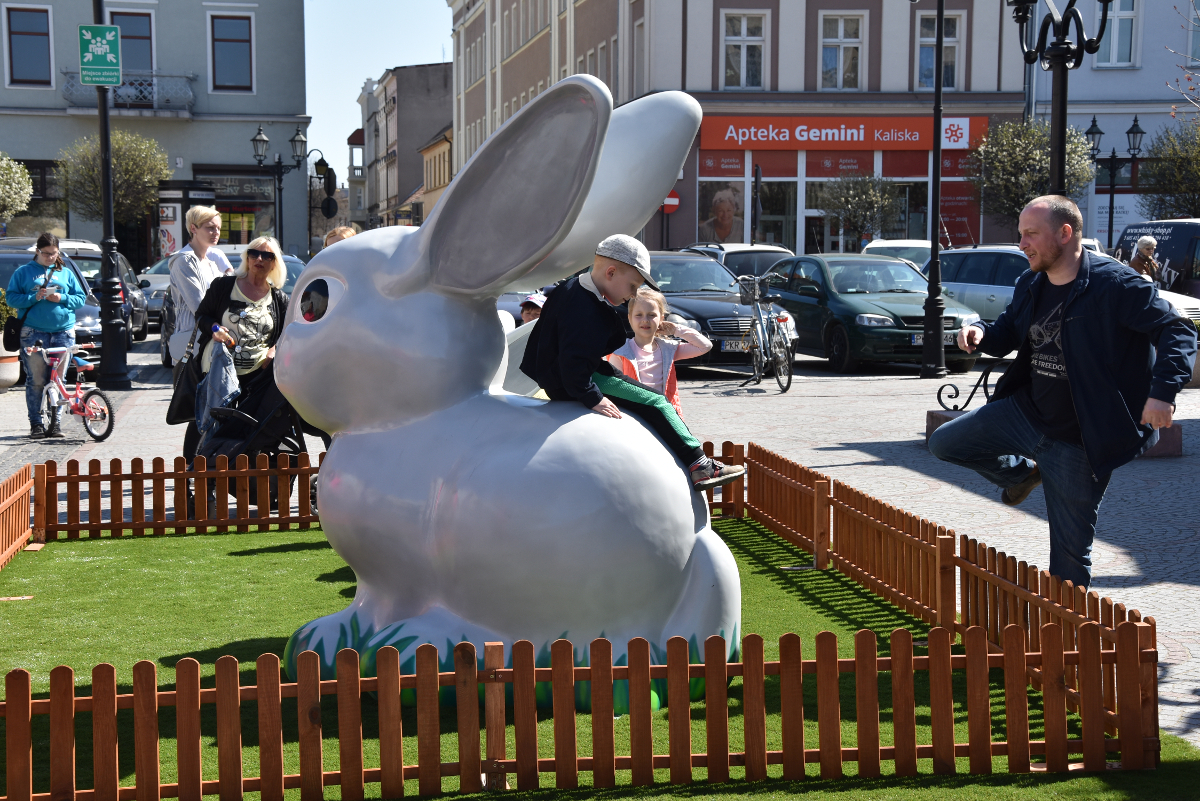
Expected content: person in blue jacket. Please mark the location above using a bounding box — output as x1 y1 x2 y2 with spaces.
929 196 1197 589
4 232 88 439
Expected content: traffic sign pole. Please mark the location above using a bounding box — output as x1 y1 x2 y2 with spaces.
660 190 681 250
84 6 130 389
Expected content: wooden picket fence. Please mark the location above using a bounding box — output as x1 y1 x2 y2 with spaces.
0 465 33 571
0 623 1161 801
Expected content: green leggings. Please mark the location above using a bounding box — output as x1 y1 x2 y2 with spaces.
592 372 704 465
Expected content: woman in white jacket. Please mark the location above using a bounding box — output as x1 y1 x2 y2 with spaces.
169 205 226 460
168 206 226 363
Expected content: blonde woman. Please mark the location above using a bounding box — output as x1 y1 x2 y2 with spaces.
322 226 357 248
195 235 289 379
168 206 226 362
1129 235 1159 282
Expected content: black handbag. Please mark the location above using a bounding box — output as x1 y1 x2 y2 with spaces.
166 325 204 425
2 308 31 352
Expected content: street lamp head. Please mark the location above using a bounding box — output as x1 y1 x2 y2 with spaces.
314 156 329 177
1005 0 1038 24
1126 115 1146 157
289 126 308 166
1084 116 1104 160
251 125 269 166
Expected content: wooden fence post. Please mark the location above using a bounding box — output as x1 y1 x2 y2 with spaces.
415 643 441 796
854 630 880 778
963 627 991 775
742 634 767 782
213 656 240 801
1040 624 1068 773
1117 621 1144 770
176 657 203 801
779 633 804 781
1077 622 1106 771
33 463 46 543
551 640 578 789
6 669 32 801
814 479 830 569
815 631 842 780
376 647 405 799
512 640 538 791
255 655 284 801
704 635 729 784
1139 622 1159 768
133 660 162 801
627 637 654 787
484 642 507 791
49 666 76 801
928 627 955 775
936 535 956 637
454 643 482 794
666 636 692 785
297 650 324 801
1003 626 1030 773
589 639 616 788
890 629 917 776
92 664 119 801
337 649 365 801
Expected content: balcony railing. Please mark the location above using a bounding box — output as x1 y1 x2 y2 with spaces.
60 70 196 111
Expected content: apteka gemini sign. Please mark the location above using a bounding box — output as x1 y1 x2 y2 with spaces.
699 116 988 151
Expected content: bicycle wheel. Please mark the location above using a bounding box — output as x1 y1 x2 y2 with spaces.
771 326 793 392
749 330 765 383
81 388 115 441
39 387 57 431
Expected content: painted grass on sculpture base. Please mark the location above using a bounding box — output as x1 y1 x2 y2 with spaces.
0 520 1195 799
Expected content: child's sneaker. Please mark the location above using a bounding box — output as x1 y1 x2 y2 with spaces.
690 459 746 491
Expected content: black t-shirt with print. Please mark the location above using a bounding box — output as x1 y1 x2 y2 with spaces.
1015 279 1081 445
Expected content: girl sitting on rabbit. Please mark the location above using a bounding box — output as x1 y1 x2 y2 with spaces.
607 286 711 419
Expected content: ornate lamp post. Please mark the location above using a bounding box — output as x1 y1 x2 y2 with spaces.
250 125 316 248
1006 0 1113 195
1084 115 1146 252
917 0 948 379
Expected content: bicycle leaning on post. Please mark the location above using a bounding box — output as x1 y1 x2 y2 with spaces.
22 340 115 441
732 273 793 392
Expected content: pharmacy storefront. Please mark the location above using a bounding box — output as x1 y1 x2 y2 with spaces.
690 115 988 254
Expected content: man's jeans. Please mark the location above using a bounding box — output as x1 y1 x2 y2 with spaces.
927 396 1110 589
20 326 74 428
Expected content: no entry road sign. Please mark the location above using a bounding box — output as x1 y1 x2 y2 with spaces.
79 25 121 86
661 189 681 214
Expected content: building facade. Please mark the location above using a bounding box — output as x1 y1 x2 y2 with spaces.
447 0 1030 251
356 63 452 229
346 127 367 231
1025 0 1189 247
419 123 453 212
0 0 310 262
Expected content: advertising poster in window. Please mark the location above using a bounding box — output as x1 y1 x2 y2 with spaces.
697 181 745 244
939 182 981 247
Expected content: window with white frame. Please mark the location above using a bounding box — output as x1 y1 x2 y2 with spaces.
723 13 765 90
5 5 53 86
1096 0 1136 67
821 15 862 91
918 13 959 90
597 42 607 87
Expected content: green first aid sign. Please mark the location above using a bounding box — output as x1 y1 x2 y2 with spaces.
78 25 121 86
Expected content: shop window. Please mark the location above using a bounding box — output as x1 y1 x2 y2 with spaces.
918 14 959 90
723 12 765 90
5 6 52 86
697 181 746 245
821 14 862 91
1096 0 1136 67
757 183 797 252
211 15 253 91
881 182 929 241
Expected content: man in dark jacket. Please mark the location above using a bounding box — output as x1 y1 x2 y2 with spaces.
929 196 1196 588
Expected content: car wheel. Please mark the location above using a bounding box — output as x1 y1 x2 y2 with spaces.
160 332 173 368
947 358 976 374
827 325 858 373
133 313 148 341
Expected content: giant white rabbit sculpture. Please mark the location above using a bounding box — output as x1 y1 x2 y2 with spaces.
275 76 741 710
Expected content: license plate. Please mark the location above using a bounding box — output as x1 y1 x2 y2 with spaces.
911 332 957 346
721 339 751 352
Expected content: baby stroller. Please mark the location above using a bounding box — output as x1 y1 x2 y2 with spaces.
192 364 315 514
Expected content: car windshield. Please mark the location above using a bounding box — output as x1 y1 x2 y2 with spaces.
146 258 172 275
69 255 102 283
649 257 735 293
826 258 927 294
722 251 790 277
863 245 931 264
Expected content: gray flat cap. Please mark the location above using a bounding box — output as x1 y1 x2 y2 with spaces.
595 234 657 290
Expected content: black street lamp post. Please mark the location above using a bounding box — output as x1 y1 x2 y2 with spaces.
93 0 130 390
918 0 948 379
251 125 317 249
1006 0 1113 196
1083 115 1146 252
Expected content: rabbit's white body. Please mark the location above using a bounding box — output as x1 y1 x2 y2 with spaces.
276 77 742 692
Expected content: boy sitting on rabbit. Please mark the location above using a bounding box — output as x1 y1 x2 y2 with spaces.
520 234 745 491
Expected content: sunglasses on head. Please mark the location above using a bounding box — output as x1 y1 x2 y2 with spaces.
246 248 276 262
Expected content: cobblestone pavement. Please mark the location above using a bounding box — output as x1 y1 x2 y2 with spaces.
678 354 1200 746
2 344 1197 743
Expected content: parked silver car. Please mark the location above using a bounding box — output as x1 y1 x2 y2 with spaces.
922 245 1030 321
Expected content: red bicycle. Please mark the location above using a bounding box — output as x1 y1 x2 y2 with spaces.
23 341 115 441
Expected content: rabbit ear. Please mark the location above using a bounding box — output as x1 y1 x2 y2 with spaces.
425 76 611 297
519 91 703 289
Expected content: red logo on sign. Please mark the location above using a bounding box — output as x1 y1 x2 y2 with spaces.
945 123 964 143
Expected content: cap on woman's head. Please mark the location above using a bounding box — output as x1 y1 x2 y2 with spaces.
595 234 657 290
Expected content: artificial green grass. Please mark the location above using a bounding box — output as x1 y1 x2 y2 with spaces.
0 520 1196 800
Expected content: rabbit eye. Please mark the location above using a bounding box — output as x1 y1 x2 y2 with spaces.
297 277 345 323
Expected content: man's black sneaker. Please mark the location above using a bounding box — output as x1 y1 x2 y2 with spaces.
29 424 45 439
1001 466 1042 507
45 421 65 439
691 460 746 492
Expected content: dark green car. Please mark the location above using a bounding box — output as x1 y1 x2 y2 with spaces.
761 254 982 373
